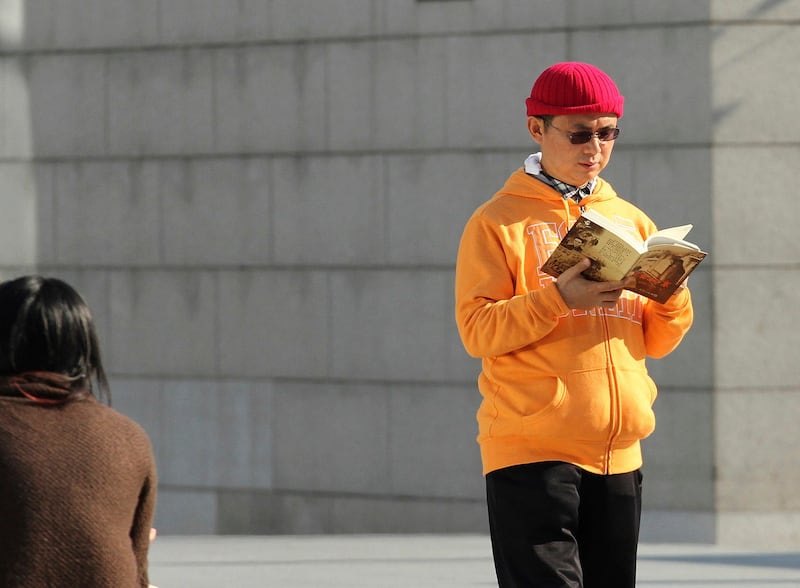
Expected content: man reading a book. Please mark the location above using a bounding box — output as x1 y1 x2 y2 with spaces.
454 62 695 587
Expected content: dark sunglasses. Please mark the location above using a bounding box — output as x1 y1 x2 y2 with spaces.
549 124 620 145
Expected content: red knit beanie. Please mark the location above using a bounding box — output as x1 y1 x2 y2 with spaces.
525 62 624 119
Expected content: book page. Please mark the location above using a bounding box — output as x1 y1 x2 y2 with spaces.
645 225 699 249
581 208 645 253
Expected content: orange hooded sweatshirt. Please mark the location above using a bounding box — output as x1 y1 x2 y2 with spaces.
455 167 694 476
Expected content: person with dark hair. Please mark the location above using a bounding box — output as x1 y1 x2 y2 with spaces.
455 62 694 587
0 275 158 587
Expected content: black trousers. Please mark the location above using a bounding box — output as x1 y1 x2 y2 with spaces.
486 461 642 588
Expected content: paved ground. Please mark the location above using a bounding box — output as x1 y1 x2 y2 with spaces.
148 534 800 587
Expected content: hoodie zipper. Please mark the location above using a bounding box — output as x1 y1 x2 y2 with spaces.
601 315 622 474
572 197 621 475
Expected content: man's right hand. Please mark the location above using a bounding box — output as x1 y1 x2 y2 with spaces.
556 258 629 310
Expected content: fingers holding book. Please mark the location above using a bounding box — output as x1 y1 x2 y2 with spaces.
556 258 628 310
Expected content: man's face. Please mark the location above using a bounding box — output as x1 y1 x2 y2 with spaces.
528 113 619 187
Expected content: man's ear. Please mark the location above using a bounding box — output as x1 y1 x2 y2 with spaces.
527 116 545 143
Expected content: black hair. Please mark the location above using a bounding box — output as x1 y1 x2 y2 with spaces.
0 276 109 403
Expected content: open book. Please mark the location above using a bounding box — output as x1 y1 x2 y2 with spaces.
540 208 707 303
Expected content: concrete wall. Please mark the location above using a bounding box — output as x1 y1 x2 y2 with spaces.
708 0 800 546
0 0 796 546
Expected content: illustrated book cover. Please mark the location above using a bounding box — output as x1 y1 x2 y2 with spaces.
540 208 707 303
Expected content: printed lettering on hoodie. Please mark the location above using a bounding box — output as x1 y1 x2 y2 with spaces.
527 220 644 325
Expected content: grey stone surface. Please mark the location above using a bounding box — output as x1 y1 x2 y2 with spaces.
107 51 215 156
327 42 375 151
272 381 391 494
0 58 32 158
373 39 448 150
159 380 224 487
157 0 243 45
272 156 385 265
568 0 644 26
631 0 710 23
711 0 800 19
153 489 217 535
107 271 218 375
328 495 486 534
388 383 483 500
23 0 160 49
0 163 37 265
26 54 106 156
713 207 800 551
380 0 483 35
715 270 798 389
217 270 329 379
50 162 161 265
271 0 375 40
329 270 453 381
216 491 486 536
712 24 800 143
716 390 800 511
714 146 799 265
566 0 710 25
503 0 567 27
642 390 715 511
0 1 24 49
214 46 326 153
159 159 273 266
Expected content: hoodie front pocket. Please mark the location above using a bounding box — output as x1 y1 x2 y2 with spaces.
481 374 567 436
521 368 612 441
513 375 566 420
519 367 657 442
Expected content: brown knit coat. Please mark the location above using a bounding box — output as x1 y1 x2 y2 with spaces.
0 379 157 587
